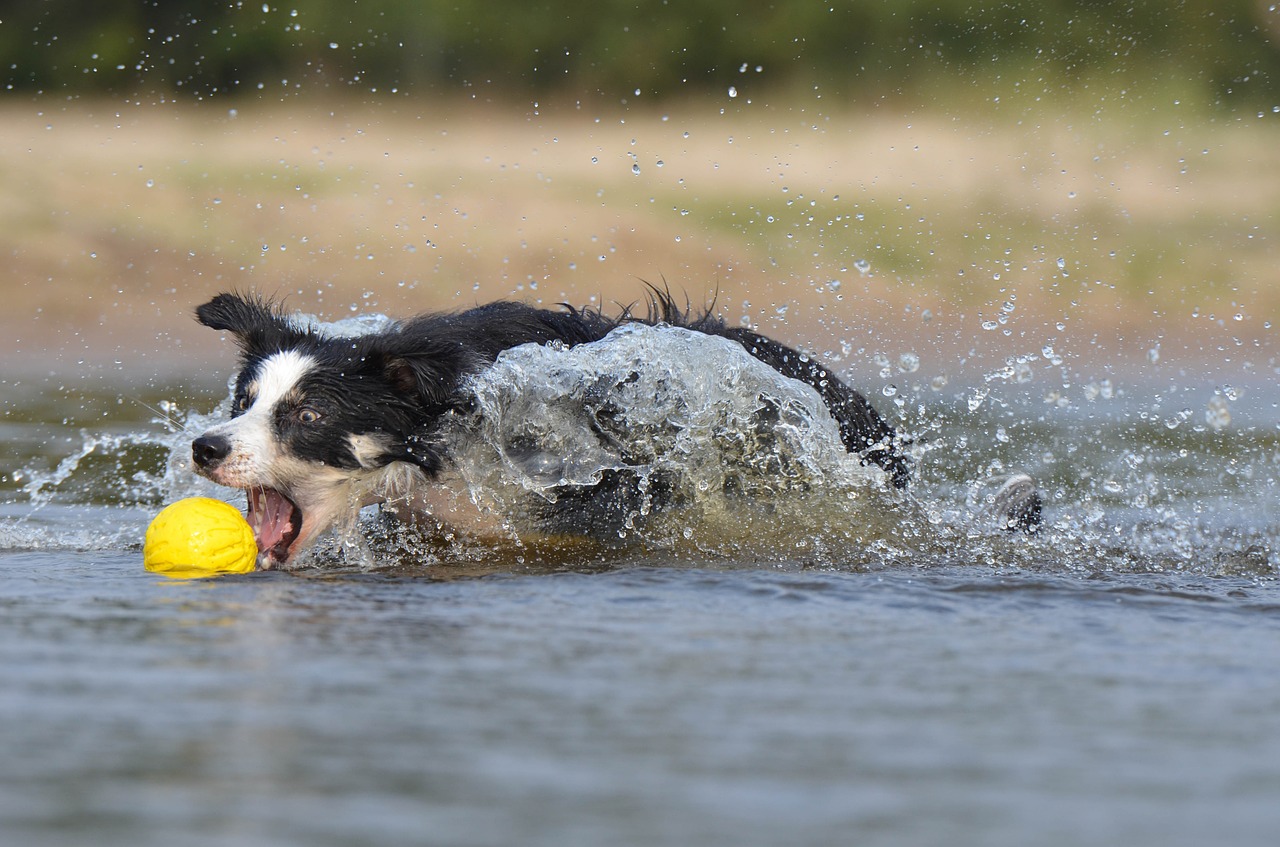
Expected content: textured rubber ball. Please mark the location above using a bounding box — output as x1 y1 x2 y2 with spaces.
144 497 258 579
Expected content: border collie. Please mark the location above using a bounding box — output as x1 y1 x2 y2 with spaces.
191 291 1039 569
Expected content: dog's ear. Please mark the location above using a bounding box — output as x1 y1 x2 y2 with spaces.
379 353 457 408
196 292 306 354
360 329 473 410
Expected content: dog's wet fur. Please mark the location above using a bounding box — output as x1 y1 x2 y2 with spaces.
190 290 1039 568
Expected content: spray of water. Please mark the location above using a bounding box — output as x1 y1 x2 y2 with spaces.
3 311 1274 578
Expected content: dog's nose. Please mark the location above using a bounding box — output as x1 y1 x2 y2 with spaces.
192 435 231 469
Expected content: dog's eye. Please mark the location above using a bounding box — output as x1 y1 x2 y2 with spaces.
235 396 250 412
297 408 321 424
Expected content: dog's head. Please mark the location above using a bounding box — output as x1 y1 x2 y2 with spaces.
190 293 465 568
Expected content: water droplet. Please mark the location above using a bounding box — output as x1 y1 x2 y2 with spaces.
1084 380 1115 402
853 259 871 275
728 86 738 98
1206 396 1231 430
1056 257 1066 270
1044 390 1067 408
897 353 920 373
632 163 641 176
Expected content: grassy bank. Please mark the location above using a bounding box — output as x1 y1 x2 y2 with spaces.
1 95 1276 385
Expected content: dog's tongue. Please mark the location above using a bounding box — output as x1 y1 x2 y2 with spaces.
247 487 298 556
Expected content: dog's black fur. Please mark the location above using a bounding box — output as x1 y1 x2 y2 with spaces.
196 290 909 483
193 290 1014 566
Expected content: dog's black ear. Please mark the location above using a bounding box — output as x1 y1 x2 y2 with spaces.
361 328 475 410
196 292 305 354
379 354 457 408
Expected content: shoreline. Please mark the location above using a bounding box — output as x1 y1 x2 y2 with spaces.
1 96 1274 387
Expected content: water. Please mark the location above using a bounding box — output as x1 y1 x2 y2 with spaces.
3 329 1280 846
450 325 902 551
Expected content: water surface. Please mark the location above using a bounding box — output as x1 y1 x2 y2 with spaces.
2 365 1279 846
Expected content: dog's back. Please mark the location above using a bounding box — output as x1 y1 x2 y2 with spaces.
604 291 910 487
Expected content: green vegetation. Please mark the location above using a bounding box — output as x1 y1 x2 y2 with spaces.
3 1 1279 108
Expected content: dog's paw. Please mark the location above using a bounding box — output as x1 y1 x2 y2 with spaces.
974 473 1043 533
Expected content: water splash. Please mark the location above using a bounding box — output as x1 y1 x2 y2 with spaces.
3 314 1275 578
2 396 233 552
450 324 905 555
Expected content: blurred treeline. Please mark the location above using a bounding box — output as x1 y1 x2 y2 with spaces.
4 0 1279 106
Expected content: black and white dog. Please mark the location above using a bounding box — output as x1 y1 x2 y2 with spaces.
191 291 1038 569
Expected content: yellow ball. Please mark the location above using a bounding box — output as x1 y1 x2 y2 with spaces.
144 497 258 579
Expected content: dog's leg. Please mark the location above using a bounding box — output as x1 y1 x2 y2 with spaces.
974 473 1043 532
536 468 675 543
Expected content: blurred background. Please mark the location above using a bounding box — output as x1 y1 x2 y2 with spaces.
6 10 1280 847
1 0 1278 392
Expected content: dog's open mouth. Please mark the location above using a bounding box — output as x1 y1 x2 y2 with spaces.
247 486 303 567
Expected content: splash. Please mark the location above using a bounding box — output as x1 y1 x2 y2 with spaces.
3 311 1275 579
448 324 910 557
2 393 236 552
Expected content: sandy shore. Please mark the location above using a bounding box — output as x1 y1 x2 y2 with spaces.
1 96 1276 386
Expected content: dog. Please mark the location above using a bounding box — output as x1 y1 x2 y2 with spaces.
190 291 1038 569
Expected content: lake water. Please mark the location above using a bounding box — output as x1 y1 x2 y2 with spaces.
3 362 1280 846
